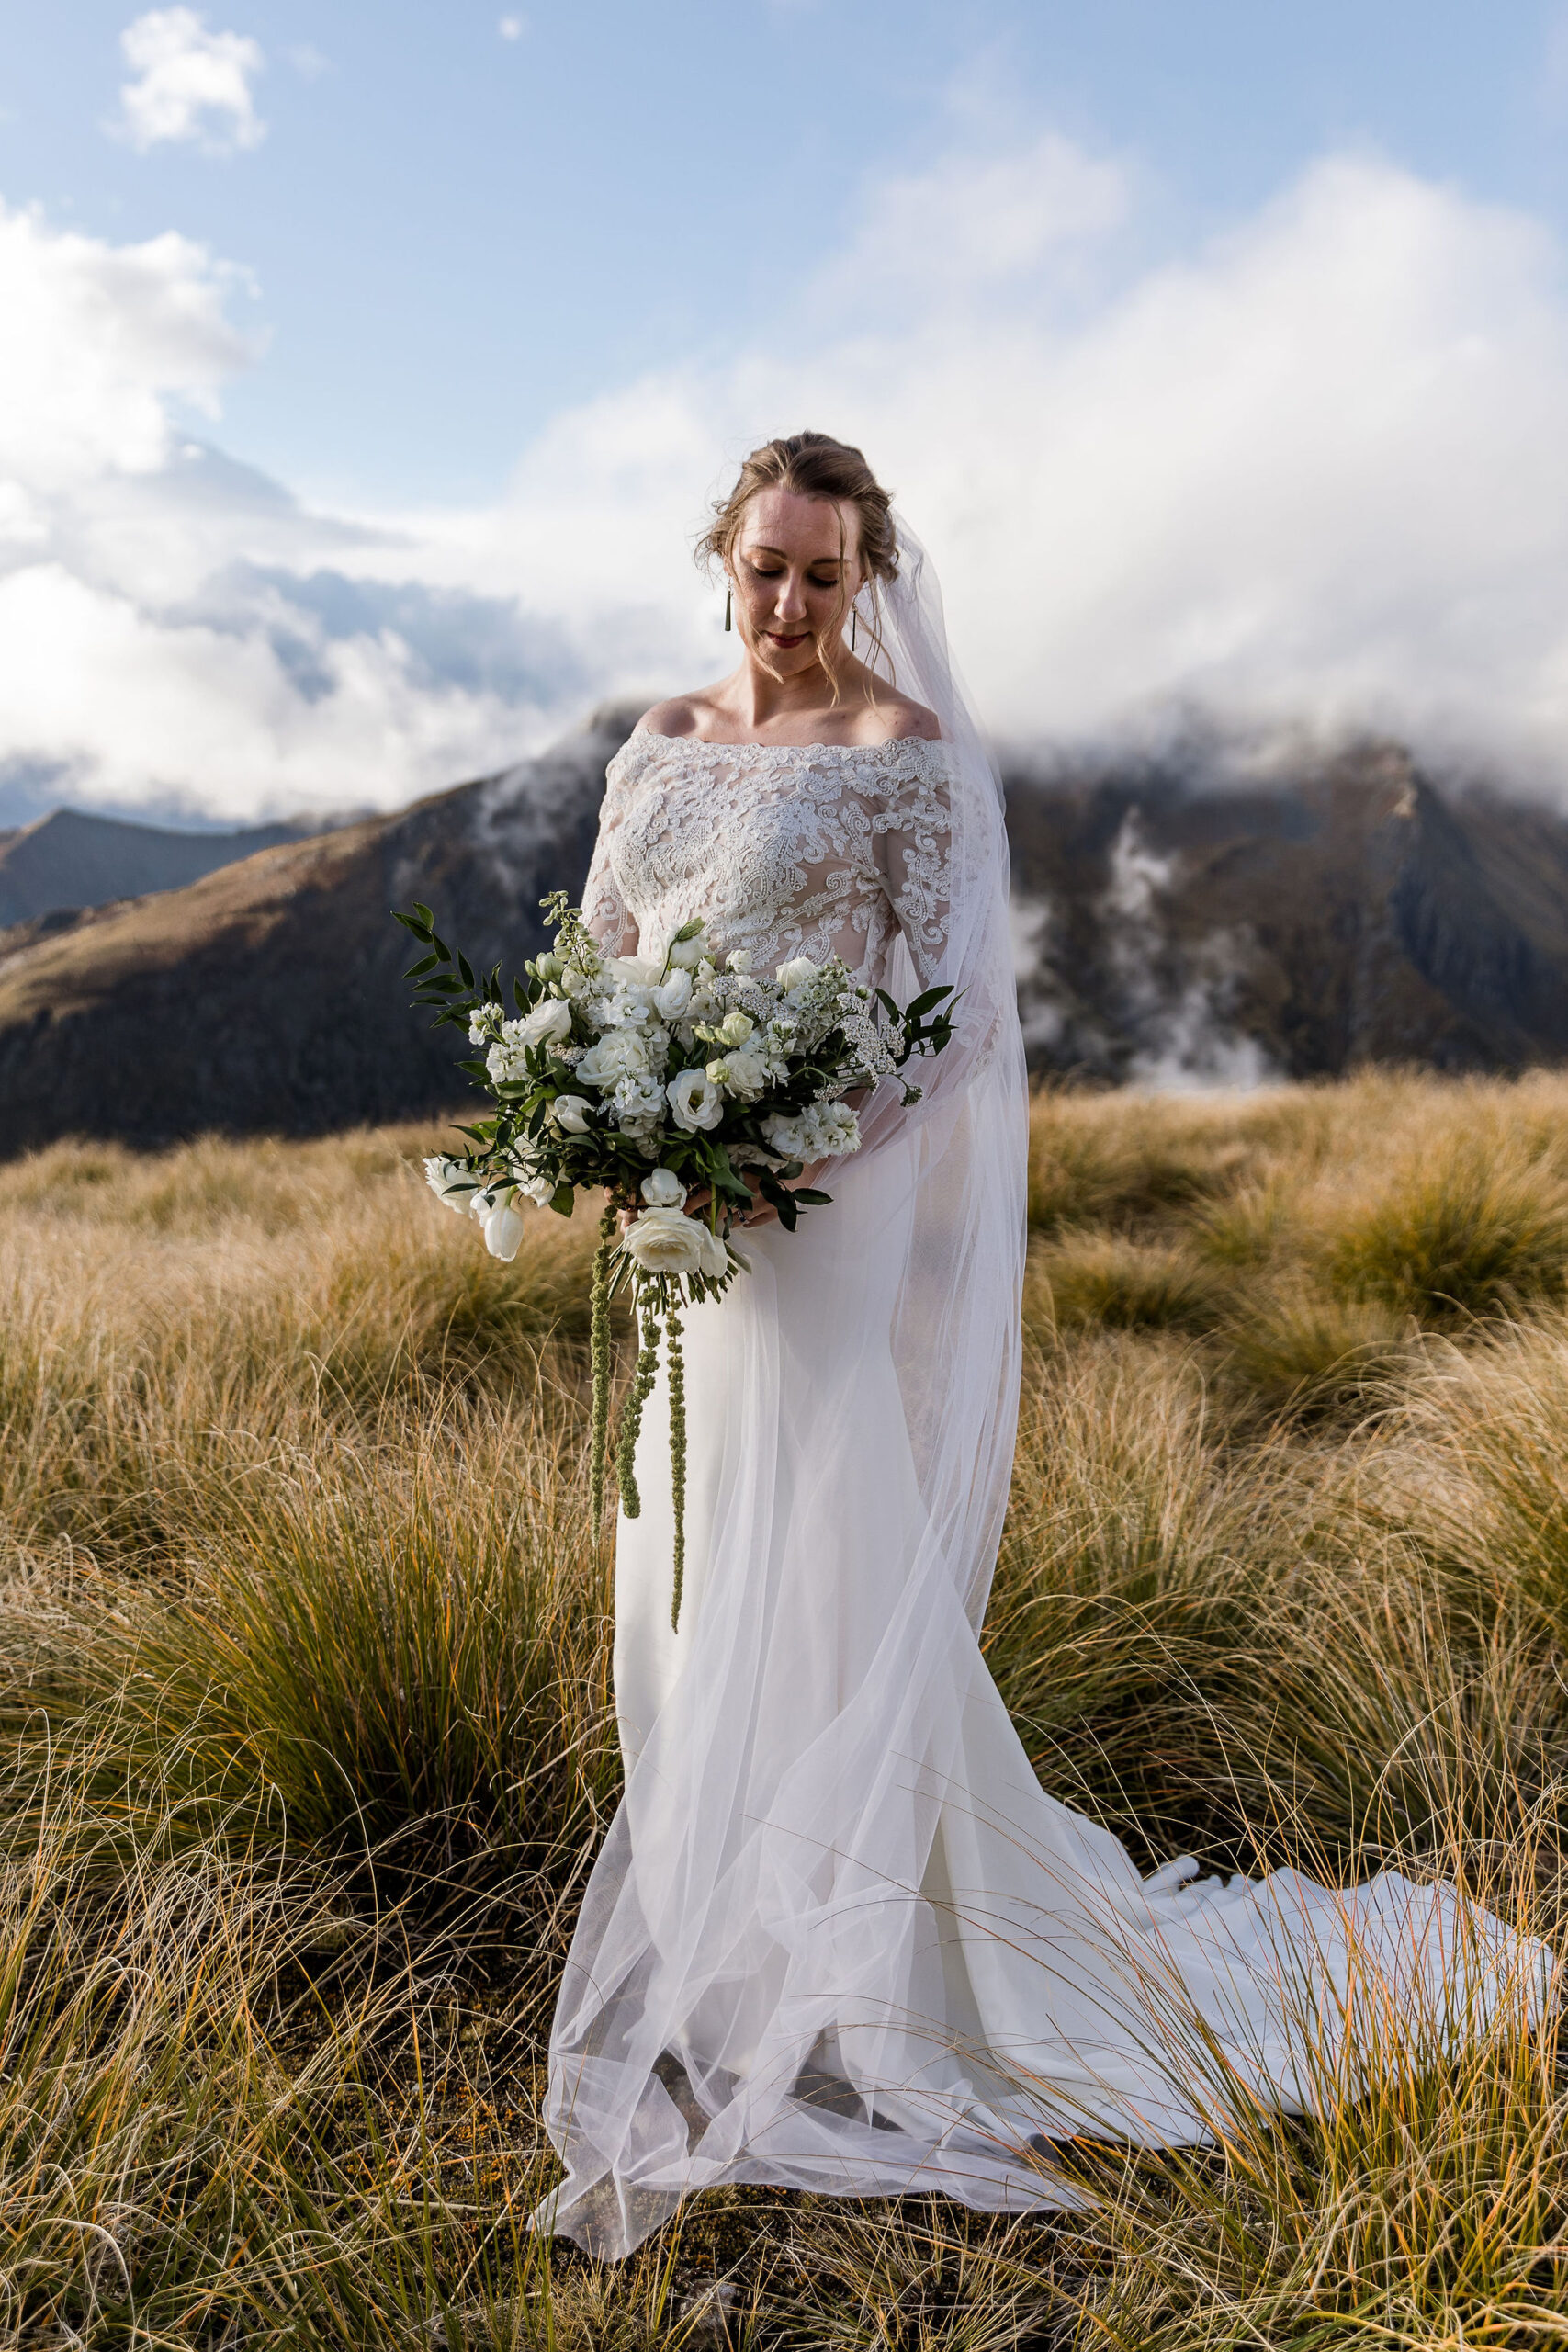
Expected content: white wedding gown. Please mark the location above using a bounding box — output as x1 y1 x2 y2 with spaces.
536 624 1552 2262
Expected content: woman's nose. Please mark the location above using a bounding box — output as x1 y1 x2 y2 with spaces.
773 573 808 620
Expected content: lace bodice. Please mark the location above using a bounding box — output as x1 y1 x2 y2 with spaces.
582 731 953 987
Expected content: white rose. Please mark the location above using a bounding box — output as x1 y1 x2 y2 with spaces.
775 956 819 991
667 933 706 969
518 996 572 1049
712 1046 769 1099
483 1202 525 1261
621 1205 705 1275
668 1066 724 1132
653 967 694 1019
718 1010 754 1046
606 953 663 989
641 1167 687 1207
423 1156 474 1211
696 1223 728 1280
578 1030 649 1087
551 1093 592 1134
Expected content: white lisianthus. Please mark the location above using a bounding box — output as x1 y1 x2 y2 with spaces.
695 1222 728 1280
641 1167 687 1207
517 996 573 1049
652 967 693 1019
774 956 819 991
510 1165 557 1207
667 933 706 969
668 1066 724 1131
621 1205 705 1275
423 1155 475 1211
551 1093 592 1134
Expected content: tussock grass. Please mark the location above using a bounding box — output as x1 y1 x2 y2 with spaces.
1 1086 1566 2344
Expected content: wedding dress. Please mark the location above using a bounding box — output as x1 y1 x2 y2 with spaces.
536 526 1552 2261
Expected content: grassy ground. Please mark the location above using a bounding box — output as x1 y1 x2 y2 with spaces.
2 1073 1566 2348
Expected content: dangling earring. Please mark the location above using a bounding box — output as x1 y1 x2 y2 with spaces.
851 602 857 653
724 587 732 633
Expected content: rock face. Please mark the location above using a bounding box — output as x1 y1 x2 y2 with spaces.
0 808 311 930
2 717 1568 1156
1006 739 1568 1084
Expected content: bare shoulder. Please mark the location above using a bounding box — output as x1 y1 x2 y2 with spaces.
634 692 716 741
869 693 942 743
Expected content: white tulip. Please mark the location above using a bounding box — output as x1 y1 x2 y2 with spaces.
552 1093 592 1134
621 1206 705 1275
667 933 706 969
483 1203 525 1261
641 1167 687 1208
668 1067 724 1132
518 995 572 1048
653 967 694 1018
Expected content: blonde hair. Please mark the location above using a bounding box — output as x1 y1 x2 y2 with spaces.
697 431 898 690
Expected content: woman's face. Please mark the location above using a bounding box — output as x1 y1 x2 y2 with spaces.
728 489 864 677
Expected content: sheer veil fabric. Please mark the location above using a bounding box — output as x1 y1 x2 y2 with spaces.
535 521 1553 2261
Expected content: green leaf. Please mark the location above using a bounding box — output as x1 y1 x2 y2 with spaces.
457 952 476 989
404 952 442 978
550 1183 576 1217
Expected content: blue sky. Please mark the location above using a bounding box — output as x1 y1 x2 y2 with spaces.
6 2 1566 503
3 3 1568 820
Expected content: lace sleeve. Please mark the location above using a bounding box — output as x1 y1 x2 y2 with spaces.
871 742 953 987
583 755 639 956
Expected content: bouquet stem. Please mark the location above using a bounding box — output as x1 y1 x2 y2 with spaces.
589 1199 616 1545
668 1303 686 1633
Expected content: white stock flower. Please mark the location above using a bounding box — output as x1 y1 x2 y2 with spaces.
517 996 573 1049
551 1093 592 1134
559 965 592 998
612 1075 666 1134
695 1223 729 1280
423 1155 474 1211
641 1167 687 1207
726 949 753 973
652 967 693 1019
774 956 819 991
668 1067 724 1132
621 1205 705 1275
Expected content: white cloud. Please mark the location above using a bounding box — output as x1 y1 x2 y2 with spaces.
498 16 526 40
9 130 1568 822
113 8 265 156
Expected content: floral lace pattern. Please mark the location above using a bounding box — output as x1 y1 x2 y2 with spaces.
582 732 953 987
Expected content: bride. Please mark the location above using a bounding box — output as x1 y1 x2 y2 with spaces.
536 431 1549 2260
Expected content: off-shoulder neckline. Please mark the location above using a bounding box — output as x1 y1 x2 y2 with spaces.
621 729 944 753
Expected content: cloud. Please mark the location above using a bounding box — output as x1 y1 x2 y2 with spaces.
498 16 526 40
112 8 265 155
8 129 1568 822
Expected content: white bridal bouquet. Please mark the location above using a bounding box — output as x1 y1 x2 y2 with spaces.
400 891 954 1626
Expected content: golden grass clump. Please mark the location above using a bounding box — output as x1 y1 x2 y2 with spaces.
1 1082 1565 2345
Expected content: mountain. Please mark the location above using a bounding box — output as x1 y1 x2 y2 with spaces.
0 707 629 1152
0 808 312 930
1 715 1567 1156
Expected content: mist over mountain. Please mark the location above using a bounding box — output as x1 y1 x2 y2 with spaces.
2 708 1568 1157
0 807 316 931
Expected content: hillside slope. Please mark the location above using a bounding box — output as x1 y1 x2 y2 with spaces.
0 808 310 929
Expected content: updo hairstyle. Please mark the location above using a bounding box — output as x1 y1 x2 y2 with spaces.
697 431 898 685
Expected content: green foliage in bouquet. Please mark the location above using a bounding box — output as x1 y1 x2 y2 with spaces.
396 890 954 1626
